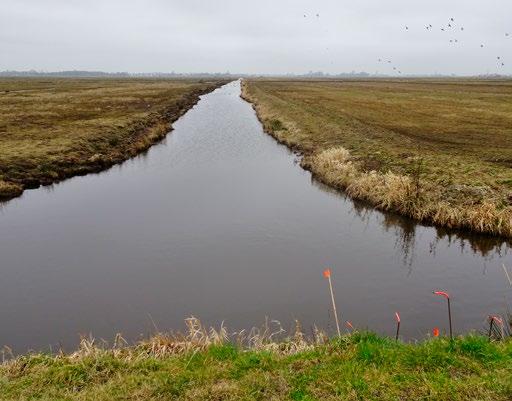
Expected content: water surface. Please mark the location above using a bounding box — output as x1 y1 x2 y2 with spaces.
1 81 510 352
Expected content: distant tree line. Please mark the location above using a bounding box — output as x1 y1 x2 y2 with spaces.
0 70 509 78
0 70 237 78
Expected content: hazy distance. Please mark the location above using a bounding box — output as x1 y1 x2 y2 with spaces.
1 0 511 75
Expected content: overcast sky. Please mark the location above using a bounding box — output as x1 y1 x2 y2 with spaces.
1 0 511 75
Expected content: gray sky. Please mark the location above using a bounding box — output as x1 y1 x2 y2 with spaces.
1 0 511 75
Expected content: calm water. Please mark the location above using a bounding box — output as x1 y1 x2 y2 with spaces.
1 81 511 353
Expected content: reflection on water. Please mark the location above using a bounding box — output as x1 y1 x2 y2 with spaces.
433 227 511 257
312 175 511 263
0 80 511 353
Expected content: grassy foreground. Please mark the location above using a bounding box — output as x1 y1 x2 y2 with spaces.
1 324 511 401
0 78 226 200
242 79 512 238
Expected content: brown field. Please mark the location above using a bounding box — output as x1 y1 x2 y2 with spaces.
242 78 512 237
0 78 226 200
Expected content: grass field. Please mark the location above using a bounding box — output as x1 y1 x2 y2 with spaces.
0 78 226 200
1 321 511 401
242 79 512 238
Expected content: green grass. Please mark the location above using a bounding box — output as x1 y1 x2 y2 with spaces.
242 78 512 238
1 333 511 400
0 78 227 200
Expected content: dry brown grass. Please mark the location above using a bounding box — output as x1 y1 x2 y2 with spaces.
1 317 321 370
0 78 227 200
1 319 511 400
242 79 512 238
308 147 512 236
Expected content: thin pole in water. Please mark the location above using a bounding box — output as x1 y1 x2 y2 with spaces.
503 264 512 287
395 312 401 341
324 268 341 336
433 290 453 340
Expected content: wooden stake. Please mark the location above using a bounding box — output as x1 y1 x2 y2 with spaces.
324 269 341 336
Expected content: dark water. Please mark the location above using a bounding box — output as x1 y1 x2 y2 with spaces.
1 81 511 353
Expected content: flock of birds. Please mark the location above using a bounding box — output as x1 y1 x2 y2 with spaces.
302 12 510 76
379 17 510 74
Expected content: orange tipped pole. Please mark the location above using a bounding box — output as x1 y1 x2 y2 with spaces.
394 312 401 341
323 268 341 336
433 290 453 340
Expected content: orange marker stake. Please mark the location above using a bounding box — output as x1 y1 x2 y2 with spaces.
323 268 341 336
433 290 453 340
395 312 401 341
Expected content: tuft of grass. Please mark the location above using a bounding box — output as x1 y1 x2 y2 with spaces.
242 78 512 238
0 77 227 201
0 180 22 200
